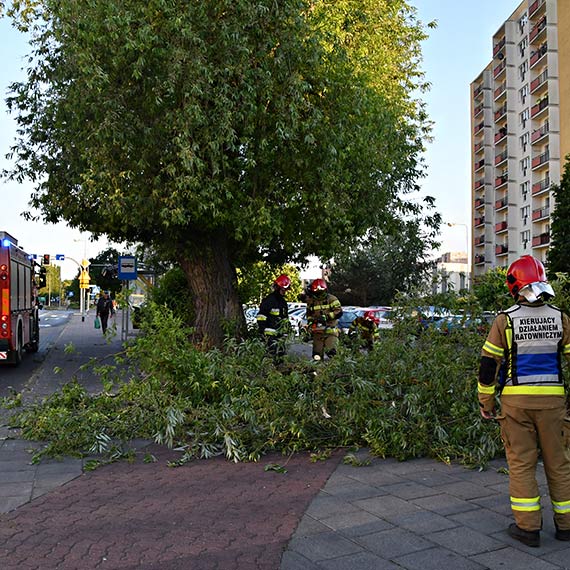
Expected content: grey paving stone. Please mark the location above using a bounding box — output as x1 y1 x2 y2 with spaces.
385 510 460 534
320 509 393 537
469 493 511 515
288 531 363 562
280 550 321 570
305 493 360 519
380 481 442 500
394 546 487 570
426 526 504 556
433 480 499 500
413 493 480 516
355 527 435 559
0 495 30 513
449 507 513 535
0 481 33 497
455 468 509 486
403 470 464 487
322 479 387 501
338 466 402 487
471 545 561 569
354 494 423 518
316 551 400 570
542 546 570 569
0 469 36 483
293 515 332 538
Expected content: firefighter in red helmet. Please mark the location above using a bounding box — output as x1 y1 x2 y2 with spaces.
305 278 343 360
349 310 380 351
478 255 570 547
256 274 291 363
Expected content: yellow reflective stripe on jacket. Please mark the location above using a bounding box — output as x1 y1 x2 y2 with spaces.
502 385 565 396
269 309 280 315
478 382 495 395
256 315 267 322
564 344 570 355
552 499 570 514
483 340 504 357
511 496 541 512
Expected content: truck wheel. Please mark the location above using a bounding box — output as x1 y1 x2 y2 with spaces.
14 329 23 365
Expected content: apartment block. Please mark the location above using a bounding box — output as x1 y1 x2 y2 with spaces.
470 0 570 278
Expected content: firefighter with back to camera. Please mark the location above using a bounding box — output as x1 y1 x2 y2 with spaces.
256 274 291 363
478 255 570 547
305 278 343 360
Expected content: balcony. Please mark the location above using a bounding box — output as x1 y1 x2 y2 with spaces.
495 197 508 210
474 141 484 153
474 197 485 209
531 121 549 144
474 103 484 117
532 176 550 195
474 216 485 227
474 121 485 135
495 220 508 233
494 127 507 143
532 232 550 247
494 82 507 100
530 43 547 68
495 244 508 255
529 0 546 19
531 96 549 118
531 149 549 169
532 206 550 221
495 174 508 188
531 69 548 93
494 104 507 121
474 177 485 189
493 60 506 78
474 158 485 171
529 16 547 43
474 254 486 265
474 235 485 246
473 84 483 99
493 37 506 57
495 150 508 165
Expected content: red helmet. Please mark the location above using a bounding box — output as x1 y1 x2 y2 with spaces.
506 255 547 297
310 278 328 293
363 310 379 324
274 274 291 290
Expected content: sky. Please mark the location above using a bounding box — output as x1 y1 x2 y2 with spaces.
0 1 517 279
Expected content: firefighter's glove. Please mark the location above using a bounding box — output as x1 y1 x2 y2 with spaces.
479 403 497 420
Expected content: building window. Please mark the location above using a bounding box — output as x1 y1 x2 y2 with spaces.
521 229 530 247
520 132 529 153
521 205 530 225
520 181 530 200
520 156 530 176
519 36 528 58
518 13 528 35
519 60 528 82
519 84 529 105
520 108 530 130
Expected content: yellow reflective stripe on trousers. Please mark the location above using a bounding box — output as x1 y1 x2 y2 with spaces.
478 382 495 395
502 385 565 396
511 496 541 512
552 499 570 514
483 340 504 357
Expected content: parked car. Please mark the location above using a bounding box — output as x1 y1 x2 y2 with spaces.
288 307 307 336
338 307 394 333
244 306 259 330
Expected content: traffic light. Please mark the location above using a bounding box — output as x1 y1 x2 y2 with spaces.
42 254 50 265
38 267 47 288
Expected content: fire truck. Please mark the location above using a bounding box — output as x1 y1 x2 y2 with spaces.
0 231 41 364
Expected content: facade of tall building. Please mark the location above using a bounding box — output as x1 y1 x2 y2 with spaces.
471 0 570 278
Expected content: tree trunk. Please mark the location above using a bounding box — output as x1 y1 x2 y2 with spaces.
178 235 245 349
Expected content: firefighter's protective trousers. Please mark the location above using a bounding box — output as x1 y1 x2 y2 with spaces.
478 301 570 532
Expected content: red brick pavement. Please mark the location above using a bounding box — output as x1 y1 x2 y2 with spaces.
0 445 341 570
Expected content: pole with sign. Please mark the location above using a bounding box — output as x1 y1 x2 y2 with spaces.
118 256 137 341
79 259 90 322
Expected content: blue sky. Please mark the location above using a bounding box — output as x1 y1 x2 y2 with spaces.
0 1 516 278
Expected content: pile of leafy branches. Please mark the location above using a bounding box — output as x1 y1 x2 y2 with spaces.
8 302 502 468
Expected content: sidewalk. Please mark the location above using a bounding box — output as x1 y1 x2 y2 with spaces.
1 314 570 569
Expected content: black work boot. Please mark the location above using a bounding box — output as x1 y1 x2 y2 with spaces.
508 523 540 547
554 520 570 541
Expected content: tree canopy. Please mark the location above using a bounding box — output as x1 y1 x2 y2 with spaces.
5 0 437 346
547 155 570 276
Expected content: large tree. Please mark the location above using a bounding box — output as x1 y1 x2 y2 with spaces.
547 155 570 276
328 216 439 306
5 0 435 347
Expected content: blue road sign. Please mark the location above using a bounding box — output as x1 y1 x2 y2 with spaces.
118 256 137 280
55 254 65 261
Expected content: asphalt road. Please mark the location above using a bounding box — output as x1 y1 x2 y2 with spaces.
0 309 73 398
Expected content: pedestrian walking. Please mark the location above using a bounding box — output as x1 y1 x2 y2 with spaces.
95 290 115 334
256 274 291 363
478 255 570 547
305 279 342 360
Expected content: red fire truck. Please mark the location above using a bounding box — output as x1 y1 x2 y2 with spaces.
0 231 41 364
